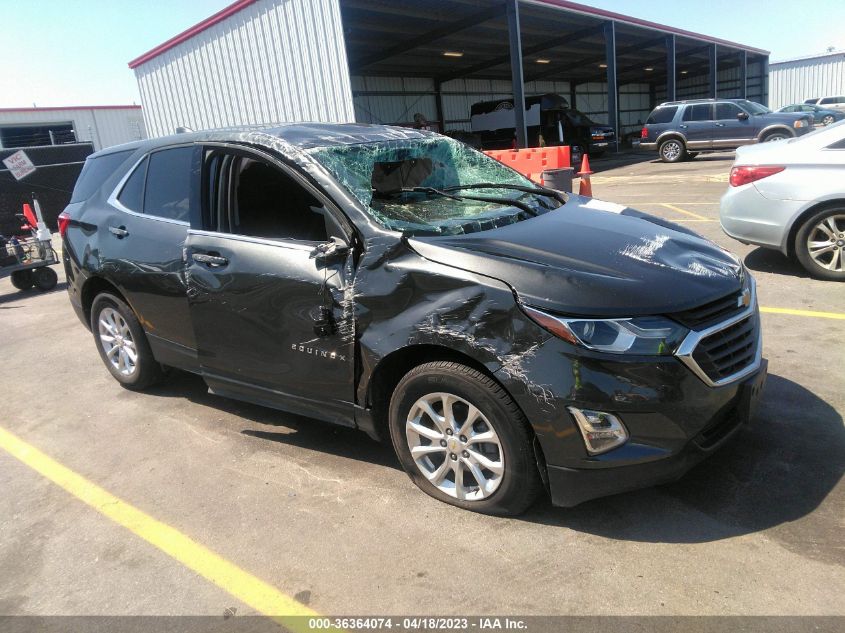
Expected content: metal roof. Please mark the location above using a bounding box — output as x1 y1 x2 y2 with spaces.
128 0 769 82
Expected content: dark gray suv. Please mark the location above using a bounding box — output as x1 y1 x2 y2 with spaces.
641 98 814 162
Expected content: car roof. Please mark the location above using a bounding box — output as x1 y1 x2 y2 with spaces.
657 98 747 107
90 122 439 159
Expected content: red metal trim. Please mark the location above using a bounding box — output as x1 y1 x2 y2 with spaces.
126 0 768 70
0 105 142 112
532 0 769 55
128 0 259 69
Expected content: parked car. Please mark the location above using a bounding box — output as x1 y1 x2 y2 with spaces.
60 124 766 515
778 103 844 126
641 98 814 163
720 120 845 281
804 96 845 113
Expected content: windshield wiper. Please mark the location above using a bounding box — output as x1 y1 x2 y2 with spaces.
375 186 538 217
443 182 565 203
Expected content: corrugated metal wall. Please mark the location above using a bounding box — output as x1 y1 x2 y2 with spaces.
133 0 354 137
770 52 845 109
0 108 146 150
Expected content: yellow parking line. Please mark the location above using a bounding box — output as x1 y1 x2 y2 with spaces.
760 307 845 320
0 426 323 631
660 203 714 222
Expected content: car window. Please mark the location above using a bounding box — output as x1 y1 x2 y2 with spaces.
117 157 148 212
781 106 795 112
715 103 743 119
70 150 134 203
646 107 677 124
819 97 844 105
205 152 329 242
143 147 194 222
683 104 712 122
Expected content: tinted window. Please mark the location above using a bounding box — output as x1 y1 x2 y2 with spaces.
683 104 713 121
117 157 147 212
144 147 194 222
646 107 678 124
781 106 795 112
820 97 844 104
715 103 743 119
69 150 134 203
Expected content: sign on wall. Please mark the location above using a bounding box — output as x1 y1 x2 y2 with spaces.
2 150 36 181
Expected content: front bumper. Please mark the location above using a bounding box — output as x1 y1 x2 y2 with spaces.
546 360 767 506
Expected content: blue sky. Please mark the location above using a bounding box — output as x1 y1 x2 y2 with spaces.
1 0 844 108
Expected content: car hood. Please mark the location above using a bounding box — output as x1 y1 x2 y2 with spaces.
407 196 743 317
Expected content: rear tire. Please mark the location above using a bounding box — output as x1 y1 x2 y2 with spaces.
32 267 58 291
90 293 163 389
10 270 33 290
822 115 835 126
388 361 542 516
659 138 686 163
794 207 845 281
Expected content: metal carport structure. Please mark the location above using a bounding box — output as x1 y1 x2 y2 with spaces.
342 0 769 147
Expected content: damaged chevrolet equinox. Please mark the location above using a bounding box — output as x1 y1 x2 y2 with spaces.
61 124 767 515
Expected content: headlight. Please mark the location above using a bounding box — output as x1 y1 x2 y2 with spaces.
794 119 806 128
523 306 688 355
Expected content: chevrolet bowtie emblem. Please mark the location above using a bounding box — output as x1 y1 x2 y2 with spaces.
738 289 751 308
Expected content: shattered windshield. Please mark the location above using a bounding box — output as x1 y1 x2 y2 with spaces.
307 137 560 235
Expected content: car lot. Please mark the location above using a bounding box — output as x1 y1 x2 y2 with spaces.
0 152 843 621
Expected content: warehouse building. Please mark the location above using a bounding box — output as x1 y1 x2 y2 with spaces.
769 49 845 110
129 0 769 148
0 105 146 151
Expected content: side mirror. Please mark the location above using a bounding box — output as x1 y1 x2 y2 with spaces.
312 236 350 262
737 112 749 121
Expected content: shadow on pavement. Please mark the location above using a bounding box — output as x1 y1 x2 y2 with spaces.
0 281 67 306
521 374 844 554
743 247 810 279
145 371 842 551
146 369 401 471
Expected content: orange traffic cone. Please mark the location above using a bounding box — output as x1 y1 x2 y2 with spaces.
577 154 593 198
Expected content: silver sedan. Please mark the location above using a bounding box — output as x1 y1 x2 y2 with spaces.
720 120 845 281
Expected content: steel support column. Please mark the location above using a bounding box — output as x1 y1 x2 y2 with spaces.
434 80 445 133
709 44 718 97
739 50 748 99
604 21 618 150
666 34 676 102
506 0 527 148
761 55 770 106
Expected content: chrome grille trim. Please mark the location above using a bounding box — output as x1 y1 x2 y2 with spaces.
675 277 762 388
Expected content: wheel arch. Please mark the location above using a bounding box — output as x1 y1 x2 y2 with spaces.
757 125 796 141
655 131 687 147
784 198 845 257
80 276 130 329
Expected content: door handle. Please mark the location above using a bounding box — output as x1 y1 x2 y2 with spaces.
192 252 229 267
679 124 688 129
109 225 129 238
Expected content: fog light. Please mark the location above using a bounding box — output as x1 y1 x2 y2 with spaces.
567 407 628 455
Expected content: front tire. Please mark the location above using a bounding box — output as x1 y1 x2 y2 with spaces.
659 138 686 163
763 131 789 142
388 361 542 516
795 208 845 281
90 293 163 389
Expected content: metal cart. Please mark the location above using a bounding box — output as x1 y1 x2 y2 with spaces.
1 197 59 292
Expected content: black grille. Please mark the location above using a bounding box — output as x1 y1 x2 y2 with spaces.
691 315 758 382
671 290 744 329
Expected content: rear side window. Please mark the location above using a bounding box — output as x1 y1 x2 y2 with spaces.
646 107 677 124
715 103 743 119
69 150 134 203
683 104 713 122
820 97 844 105
143 147 194 222
117 157 148 212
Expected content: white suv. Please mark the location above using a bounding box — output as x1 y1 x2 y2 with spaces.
805 96 845 112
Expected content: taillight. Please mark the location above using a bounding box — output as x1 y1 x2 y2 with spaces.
58 211 71 238
729 165 785 187
641 126 648 139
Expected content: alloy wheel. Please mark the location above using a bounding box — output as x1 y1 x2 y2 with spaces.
98 307 138 377
405 392 504 501
822 115 835 126
765 133 788 142
661 141 681 161
807 214 845 272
